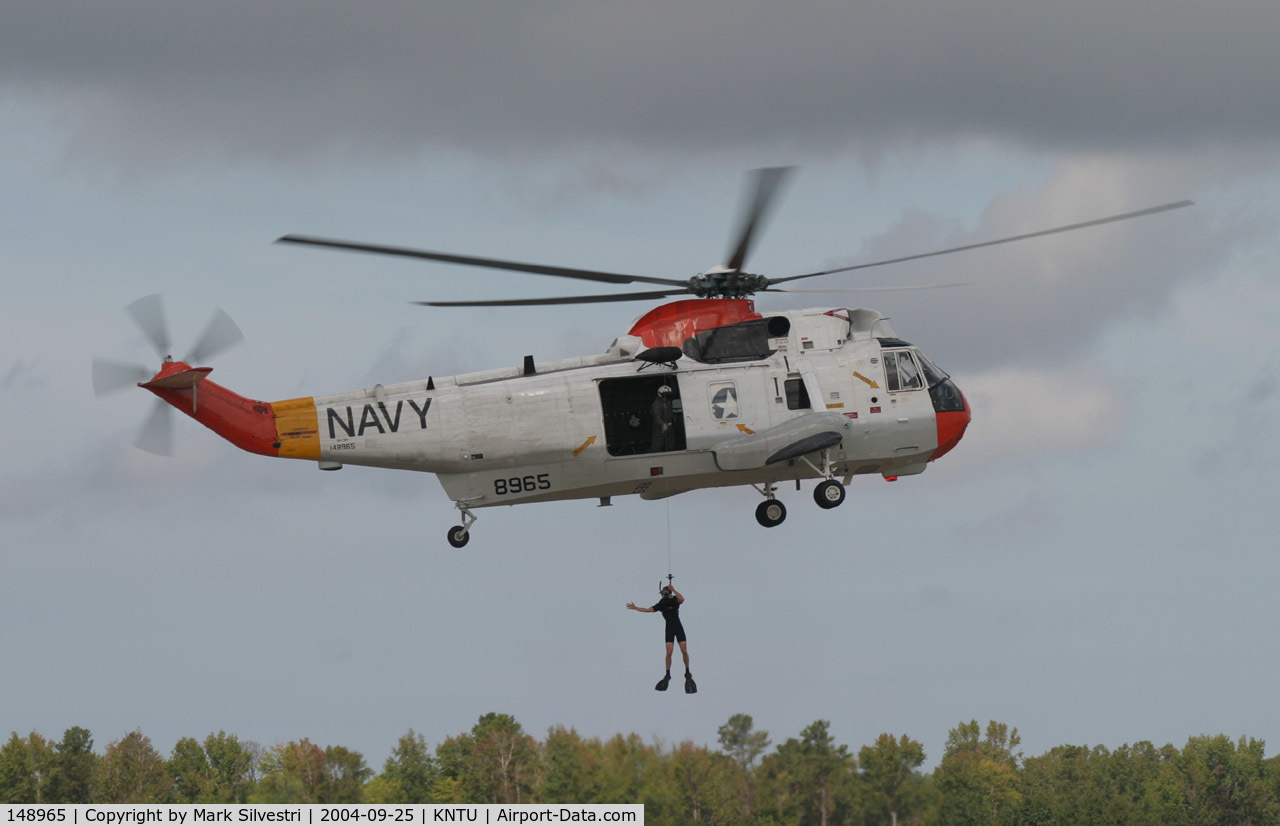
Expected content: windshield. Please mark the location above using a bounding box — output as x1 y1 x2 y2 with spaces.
914 350 966 413
914 350 950 389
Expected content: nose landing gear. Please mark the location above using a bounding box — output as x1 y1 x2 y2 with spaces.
801 447 847 510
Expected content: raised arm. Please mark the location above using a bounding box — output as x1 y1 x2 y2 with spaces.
626 602 655 612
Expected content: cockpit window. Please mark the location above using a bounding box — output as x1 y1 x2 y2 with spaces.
884 350 922 391
915 351 949 388
896 352 922 389
914 350 966 412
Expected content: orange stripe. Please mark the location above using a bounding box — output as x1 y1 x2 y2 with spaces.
273 396 321 460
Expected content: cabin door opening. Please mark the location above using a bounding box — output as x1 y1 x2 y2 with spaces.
598 375 687 456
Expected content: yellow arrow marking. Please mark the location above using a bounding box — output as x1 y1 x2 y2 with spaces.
736 424 756 435
572 435 597 457
853 371 879 389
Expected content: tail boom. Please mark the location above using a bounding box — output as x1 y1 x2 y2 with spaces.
140 362 320 460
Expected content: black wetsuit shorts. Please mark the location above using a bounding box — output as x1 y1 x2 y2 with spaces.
654 594 687 644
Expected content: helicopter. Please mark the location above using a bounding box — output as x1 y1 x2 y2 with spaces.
92 168 1191 546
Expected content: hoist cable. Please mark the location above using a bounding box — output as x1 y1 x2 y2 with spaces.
666 498 673 581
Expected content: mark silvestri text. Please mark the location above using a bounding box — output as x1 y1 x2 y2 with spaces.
81 811 303 824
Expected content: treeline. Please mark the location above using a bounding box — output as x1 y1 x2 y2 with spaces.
3 715 1279 824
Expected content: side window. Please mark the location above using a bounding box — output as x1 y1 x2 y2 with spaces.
785 378 810 410
896 351 922 390
708 382 739 420
884 350 922 391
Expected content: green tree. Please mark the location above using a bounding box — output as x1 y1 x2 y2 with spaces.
254 739 369 804
167 737 213 802
319 745 370 803
433 734 471 803
1018 744 1112 826
469 714 538 804
593 733 663 804
379 729 442 803
94 730 171 803
1 733 31 803
668 740 725 824
718 714 771 773
1145 735 1278 825
762 720 859 826
47 727 97 803
931 720 1021 826
203 731 254 803
717 714 769 822
254 739 327 802
1103 740 1176 822
0 732 56 803
437 714 539 804
541 726 600 804
859 733 926 826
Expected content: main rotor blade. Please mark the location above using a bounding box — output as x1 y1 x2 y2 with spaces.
765 282 967 294
185 308 244 364
414 289 693 307
135 399 174 456
92 358 152 397
124 293 171 358
724 166 794 273
278 235 688 288
769 200 1195 286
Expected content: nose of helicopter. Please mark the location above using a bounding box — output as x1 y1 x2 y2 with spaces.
932 387 971 460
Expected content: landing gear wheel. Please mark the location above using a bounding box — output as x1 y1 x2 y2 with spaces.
814 479 846 509
447 526 470 548
755 499 787 528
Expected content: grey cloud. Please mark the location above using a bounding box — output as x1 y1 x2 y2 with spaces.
765 183 1225 371
3 1 1279 166
1245 372 1278 406
1192 360 1280 477
0 358 43 394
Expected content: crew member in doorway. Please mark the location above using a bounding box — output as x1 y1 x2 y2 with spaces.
627 584 696 693
650 385 676 453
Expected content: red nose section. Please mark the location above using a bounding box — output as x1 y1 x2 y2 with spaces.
932 390 971 460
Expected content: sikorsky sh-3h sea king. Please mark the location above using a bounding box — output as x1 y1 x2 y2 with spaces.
93 169 1190 546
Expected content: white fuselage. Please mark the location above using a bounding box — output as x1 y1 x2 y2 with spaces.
309 308 948 509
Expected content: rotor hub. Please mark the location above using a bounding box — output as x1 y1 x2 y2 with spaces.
688 270 770 299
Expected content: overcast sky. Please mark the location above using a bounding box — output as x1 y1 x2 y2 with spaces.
3 0 1279 772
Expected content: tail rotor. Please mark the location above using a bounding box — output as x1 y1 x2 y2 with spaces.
123 293 172 360
135 397 175 457
92 294 244 455
185 307 244 364
91 358 154 398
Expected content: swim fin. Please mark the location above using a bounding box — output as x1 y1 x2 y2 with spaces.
684 672 697 694
655 675 670 691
